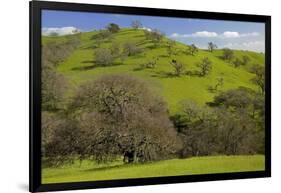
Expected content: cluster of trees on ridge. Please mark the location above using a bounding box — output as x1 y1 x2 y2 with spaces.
88 22 257 82
41 22 265 167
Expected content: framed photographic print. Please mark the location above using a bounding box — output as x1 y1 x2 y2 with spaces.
30 1 271 192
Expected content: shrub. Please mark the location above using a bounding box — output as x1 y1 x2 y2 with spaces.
94 48 114 66
170 59 185 76
123 42 141 56
186 44 198 56
197 57 212 76
221 48 234 62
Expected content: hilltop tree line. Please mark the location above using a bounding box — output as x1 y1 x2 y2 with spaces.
41 23 265 167
91 23 165 67
90 22 256 80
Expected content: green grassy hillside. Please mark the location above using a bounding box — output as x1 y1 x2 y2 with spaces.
42 155 265 184
43 28 265 113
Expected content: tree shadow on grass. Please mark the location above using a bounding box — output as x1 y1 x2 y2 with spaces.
132 65 145 71
151 71 179 78
82 45 98 50
83 163 128 172
71 65 97 71
82 60 95 64
216 55 232 63
185 70 201 77
71 60 96 71
136 40 152 47
71 61 124 71
133 34 145 39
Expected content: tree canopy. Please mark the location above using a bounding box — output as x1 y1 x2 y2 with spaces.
45 75 181 165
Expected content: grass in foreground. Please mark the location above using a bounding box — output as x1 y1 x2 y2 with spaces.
42 155 265 184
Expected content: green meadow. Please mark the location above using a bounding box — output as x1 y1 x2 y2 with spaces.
42 155 265 184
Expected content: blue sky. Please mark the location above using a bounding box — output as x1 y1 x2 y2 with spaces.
42 10 265 52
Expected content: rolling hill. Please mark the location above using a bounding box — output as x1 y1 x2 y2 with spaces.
42 28 265 114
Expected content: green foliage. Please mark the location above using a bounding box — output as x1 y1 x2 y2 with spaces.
42 35 81 66
174 87 265 157
197 57 212 76
250 64 265 94
242 55 251 65
144 29 164 47
209 87 265 153
100 30 112 39
166 40 177 56
143 56 159 69
110 42 121 57
92 30 112 41
221 48 234 62
186 44 198 56
123 41 141 56
170 59 185 76
173 101 216 157
208 77 224 93
210 87 258 109
94 48 114 66
233 55 250 68
233 57 243 67
106 23 120 33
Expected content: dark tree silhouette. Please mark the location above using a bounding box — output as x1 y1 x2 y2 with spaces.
208 42 217 52
106 23 120 33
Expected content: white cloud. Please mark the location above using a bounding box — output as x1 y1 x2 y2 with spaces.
171 33 180 37
192 31 218 37
222 31 240 38
141 27 152 32
42 26 81 36
240 32 260 37
170 31 218 38
223 41 264 52
222 31 260 38
170 31 260 39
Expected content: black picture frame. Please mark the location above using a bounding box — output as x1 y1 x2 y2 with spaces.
30 1 271 192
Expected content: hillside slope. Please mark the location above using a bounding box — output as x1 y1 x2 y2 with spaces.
43 28 265 113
